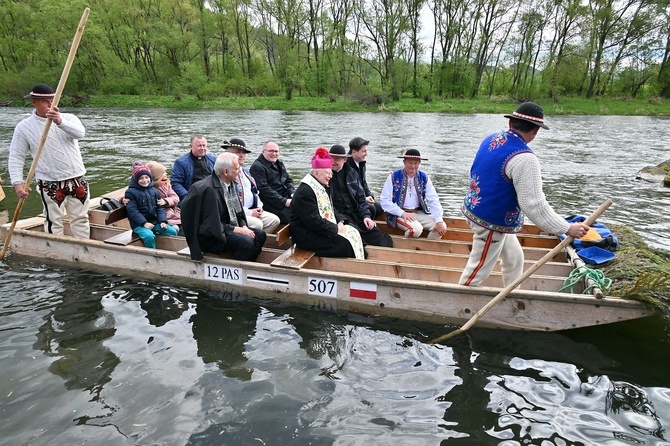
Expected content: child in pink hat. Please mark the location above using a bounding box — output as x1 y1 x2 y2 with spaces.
124 163 178 248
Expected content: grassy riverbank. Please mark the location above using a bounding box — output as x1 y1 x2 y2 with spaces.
78 95 670 116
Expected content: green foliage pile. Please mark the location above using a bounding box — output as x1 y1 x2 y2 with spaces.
600 225 670 313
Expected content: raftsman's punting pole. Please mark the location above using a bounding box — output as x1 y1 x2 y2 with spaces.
429 199 613 344
1 8 90 259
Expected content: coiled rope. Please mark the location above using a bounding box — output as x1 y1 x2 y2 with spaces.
559 264 612 294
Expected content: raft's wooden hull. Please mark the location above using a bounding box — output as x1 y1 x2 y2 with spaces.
1 205 653 331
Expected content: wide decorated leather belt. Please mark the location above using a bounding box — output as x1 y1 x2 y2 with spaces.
402 207 419 213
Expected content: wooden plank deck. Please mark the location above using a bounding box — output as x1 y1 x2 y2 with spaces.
271 245 316 269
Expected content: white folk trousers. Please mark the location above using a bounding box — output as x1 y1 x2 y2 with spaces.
459 219 524 287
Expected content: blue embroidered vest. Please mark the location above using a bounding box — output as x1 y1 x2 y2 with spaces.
235 168 259 209
386 169 430 228
461 130 533 233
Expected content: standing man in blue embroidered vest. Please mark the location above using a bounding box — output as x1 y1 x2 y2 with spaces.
223 138 280 233
379 149 447 240
459 101 591 287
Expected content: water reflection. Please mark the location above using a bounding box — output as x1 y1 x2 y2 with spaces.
33 276 120 424
607 382 664 441
190 295 258 381
449 328 670 445
184 303 462 444
0 261 669 444
139 286 190 328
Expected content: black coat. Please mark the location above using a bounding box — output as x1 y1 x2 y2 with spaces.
290 178 355 258
346 157 372 198
180 172 248 260
249 155 295 216
329 166 392 248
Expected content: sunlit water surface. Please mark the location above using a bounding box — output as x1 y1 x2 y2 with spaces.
1 108 669 445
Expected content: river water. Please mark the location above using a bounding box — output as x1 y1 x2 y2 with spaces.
0 108 669 445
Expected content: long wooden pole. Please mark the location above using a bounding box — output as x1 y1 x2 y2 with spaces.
0 8 90 259
428 199 613 344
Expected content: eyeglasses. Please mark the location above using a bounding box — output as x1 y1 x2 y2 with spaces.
264 150 279 154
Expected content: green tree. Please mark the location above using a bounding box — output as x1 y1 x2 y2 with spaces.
358 0 411 100
543 0 585 99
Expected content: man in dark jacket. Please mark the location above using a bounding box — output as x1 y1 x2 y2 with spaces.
346 136 382 218
329 145 393 247
249 141 295 224
181 152 266 261
171 135 216 200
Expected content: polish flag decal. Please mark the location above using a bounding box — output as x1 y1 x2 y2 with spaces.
349 282 377 300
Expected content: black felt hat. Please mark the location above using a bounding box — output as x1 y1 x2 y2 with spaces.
398 149 427 160
24 84 55 99
329 144 351 158
503 101 549 130
222 138 251 153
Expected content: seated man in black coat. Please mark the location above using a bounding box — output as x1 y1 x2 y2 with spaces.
328 144 393 248
249 140 295 224
181 152 266 261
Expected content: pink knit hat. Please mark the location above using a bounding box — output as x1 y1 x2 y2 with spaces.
311 147 332 169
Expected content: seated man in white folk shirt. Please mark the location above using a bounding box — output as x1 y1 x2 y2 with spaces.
223 138 280 233
380 149 448 240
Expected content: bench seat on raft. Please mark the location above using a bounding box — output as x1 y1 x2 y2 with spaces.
270 245 315 270
101 206 141 246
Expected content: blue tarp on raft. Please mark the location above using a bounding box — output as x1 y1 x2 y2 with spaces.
559 215 619 265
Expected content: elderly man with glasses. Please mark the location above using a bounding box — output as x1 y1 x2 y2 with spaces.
249 140 295 224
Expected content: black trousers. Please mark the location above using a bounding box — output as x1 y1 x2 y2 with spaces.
201 227 267 261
